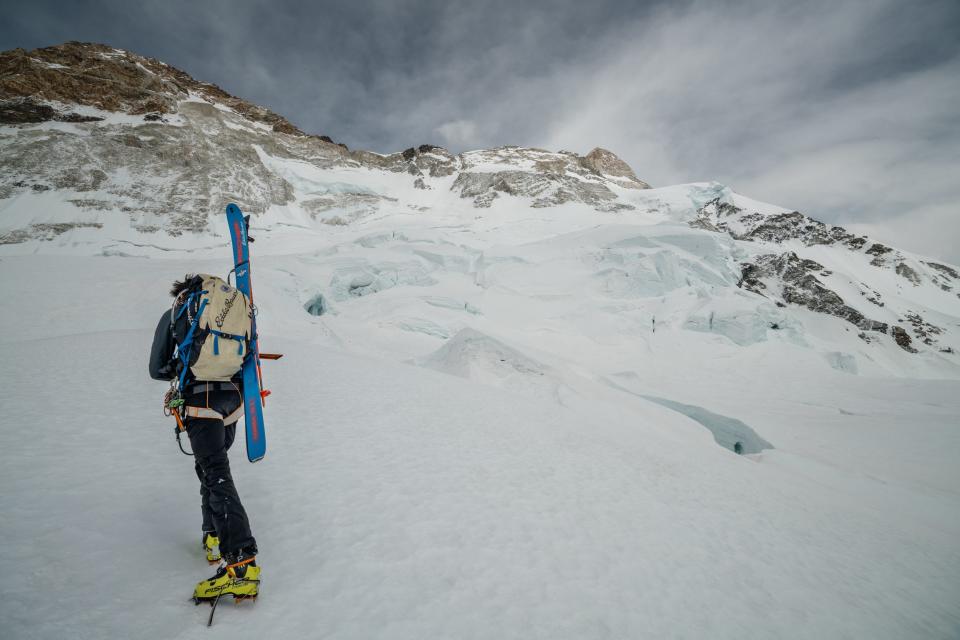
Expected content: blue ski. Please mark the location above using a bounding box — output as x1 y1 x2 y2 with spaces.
226 203 267 462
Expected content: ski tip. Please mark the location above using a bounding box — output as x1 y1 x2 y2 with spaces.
226 203 242 216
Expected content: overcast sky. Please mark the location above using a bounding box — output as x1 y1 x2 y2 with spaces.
3 0 958 262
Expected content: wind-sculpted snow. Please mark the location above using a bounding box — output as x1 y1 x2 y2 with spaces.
328 261 437 301
418 328 562 401
825 351 859 374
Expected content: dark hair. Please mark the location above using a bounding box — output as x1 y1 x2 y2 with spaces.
170 274 197 297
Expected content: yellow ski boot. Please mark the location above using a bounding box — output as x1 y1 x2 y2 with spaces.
201 532 221 564
193 555 260 603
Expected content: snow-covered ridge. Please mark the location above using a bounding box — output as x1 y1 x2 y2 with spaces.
692 194 959 353
1 41 958 373
1 46 647 234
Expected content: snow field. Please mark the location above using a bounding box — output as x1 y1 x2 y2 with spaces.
1 254 958 639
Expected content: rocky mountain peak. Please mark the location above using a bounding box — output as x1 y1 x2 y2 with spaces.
581 147 648 188
0 41 306 135
1 42 651 225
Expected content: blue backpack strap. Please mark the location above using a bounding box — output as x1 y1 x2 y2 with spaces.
175 291 197 320
176 297 208 392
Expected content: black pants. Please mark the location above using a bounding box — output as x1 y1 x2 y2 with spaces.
194 421 236 534
186 390 257 559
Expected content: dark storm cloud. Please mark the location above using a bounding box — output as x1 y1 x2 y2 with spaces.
2 0 662 149
2 0 958 261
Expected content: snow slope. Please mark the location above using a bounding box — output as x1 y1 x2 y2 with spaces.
1 245 958 639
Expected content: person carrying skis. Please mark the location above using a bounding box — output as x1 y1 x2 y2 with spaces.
149 273 260 601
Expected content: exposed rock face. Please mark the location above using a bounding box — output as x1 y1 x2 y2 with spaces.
0 97 106 124
0 221 103 244
895 262 920 285
0 42 651 239
451 166 631 211
449 146 645 210
892 326 916 352
0 42 361 236
579 147 649 189
691 195 960 353
408 146 460 177
0 42 309 135
695 196 947 296
925 261 958 280
356 144 648 210
904 311 943 346
739 252 888 333
0 111 313 234
923 261 958 293
695 197 868 250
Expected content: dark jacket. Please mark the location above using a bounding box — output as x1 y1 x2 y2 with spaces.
149 307 244 388
149 309 179 381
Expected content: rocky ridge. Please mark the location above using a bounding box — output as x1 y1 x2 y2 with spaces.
0 42 306 134
0 42 646 237
695 197 956 352
738 252 890 333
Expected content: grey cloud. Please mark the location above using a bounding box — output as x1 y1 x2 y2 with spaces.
1 0 958 261
529 1 960 261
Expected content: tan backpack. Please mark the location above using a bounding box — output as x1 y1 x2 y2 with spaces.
174 274 252 386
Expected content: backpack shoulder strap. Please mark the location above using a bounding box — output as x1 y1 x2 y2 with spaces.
176 294 208 393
